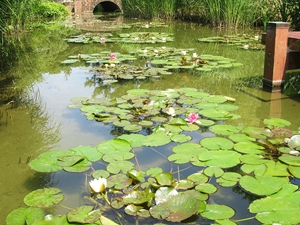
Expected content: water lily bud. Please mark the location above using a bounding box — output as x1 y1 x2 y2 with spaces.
89 178 107 193
243 44 249 49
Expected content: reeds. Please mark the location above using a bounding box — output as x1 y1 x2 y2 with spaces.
122 0 177 20
202 0 260 28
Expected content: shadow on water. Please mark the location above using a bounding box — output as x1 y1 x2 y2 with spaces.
1 15 300 224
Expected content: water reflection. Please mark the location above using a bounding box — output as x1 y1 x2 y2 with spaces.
1 17 300 223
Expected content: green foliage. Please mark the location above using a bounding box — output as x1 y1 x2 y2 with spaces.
32 1 70 20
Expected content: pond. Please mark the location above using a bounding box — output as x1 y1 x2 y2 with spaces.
1 15 300 224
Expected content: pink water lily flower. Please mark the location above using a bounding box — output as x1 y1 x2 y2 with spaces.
187 113 198 123
109 53 117 60
100 37 105 44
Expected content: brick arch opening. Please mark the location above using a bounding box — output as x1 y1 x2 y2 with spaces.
92 0 122 13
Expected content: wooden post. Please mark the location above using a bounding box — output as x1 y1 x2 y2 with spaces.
263 22 290 92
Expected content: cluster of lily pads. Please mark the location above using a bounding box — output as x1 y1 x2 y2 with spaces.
61 48 243 83
7 88 300 225
65 31 174 44
198 34 265 50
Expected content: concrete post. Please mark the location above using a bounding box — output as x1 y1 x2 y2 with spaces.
263 22 290 92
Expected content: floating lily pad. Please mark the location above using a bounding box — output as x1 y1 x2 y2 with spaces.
201 204 235 220
67 206 101 224
150 191 202 222
6 207 44 225
249 193 300 224
239 175 283 196
24 188 64 208
200 137 234 150
209 124 240 135
198 150 241 168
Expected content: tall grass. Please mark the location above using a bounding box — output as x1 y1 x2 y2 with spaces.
202 0 260 28
122 0 177 20
0 0 36 36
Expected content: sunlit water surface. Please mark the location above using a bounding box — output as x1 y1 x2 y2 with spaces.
1 16 300 224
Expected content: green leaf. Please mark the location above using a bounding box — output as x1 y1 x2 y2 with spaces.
195 183 217 194
249 195 300 224
155 172 173 186
24 188 64 208
97 138 132 154
198 150 241 168
6 207 44 225
150 192 201 222
201 204 235 220
239 175 283 196
204 167 224 177
279 154 300 166
106 160 135 174
263 118 291 128
155 187 178 204
200 137 234 150
143 132 171 147
234 142 264 154
209 124 240 135
67 206 101 223
108 173 133 189
118 134 147 148
69 145 103 162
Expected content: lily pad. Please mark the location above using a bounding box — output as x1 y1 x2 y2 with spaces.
6 207 44 225
24 188 64 208
201 204 235 220
200 137 234 150
198 150 241 168
239 175 283 196
67 206 101 224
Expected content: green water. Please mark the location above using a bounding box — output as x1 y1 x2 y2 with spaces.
1 17 300 224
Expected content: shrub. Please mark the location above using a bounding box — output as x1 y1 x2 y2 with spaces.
33 1 70 20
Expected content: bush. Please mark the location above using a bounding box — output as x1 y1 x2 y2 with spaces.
33 2 70 20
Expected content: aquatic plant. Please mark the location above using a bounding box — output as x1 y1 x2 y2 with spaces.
6 87 300 224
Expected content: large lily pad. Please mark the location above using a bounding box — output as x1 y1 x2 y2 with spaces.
24 188 64 208
150 192 202 222
6 207 44 225
239 175 283 196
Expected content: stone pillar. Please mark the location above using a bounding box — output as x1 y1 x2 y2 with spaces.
263 22 290 92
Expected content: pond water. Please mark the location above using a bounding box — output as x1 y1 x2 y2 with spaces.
1 15 300 224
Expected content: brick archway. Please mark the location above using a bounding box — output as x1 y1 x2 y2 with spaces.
72 0 122 13
92 0 122 12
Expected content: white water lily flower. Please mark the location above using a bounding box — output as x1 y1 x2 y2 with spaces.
166 107 176 116
89 178 107 193
110 63 116 67
181 50 187 55
143 49 148 54
192 52 198 58
162 37 166 42
161 46 166 50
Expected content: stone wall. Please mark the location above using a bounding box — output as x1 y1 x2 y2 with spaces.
72 0 122 13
